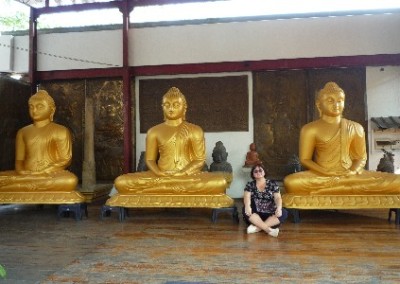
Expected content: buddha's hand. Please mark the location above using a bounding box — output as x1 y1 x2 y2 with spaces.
16 170 33 175
335 169 359 176
244 206 252 216
153 170 169 177
171 170 191 177
321 170 350 177
17 169 50 175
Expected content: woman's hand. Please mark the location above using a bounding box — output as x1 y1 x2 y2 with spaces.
275 207 282 217
245 206 252 216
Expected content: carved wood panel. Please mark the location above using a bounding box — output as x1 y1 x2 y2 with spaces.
0 77 31 171
88 79 125 181
253 70 308 179
139 76 248 133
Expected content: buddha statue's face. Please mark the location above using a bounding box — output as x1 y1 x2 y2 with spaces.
212 150 227 163
29 97 54 122
162 96 186 120
317 90 345 118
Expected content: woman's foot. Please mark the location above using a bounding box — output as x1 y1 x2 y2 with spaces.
247 224 262 234
267 228 279 238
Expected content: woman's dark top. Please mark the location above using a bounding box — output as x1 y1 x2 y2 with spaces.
244 179 279 214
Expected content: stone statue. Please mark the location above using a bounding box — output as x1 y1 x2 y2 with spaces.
284 82 400 195
377 149 395 173
286 154 303 175
136 151 148 172
244 143 262 167
209 141 232 173
0 90 78 193
114 87 228 195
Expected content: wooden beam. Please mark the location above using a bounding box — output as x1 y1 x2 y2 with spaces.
132 54 400 76
36 54 400 81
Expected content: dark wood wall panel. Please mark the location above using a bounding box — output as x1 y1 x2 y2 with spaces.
0 77 31 171
253 67 366 180
139 76 248 133
253 70 308 179
88 79 125 181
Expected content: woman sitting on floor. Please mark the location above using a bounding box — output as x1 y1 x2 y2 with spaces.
243 164 288 237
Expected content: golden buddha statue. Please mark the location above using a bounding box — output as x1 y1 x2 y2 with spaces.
284 82 400 195
0 90 83 203
114 87 230 196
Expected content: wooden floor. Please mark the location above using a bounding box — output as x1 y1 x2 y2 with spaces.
1 199 399 284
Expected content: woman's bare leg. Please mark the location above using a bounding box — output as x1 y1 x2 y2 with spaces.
248 213 280 234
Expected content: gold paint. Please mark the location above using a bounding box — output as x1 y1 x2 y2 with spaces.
0 90 84 204
284 82 400 196
282 194 400 209
111 87 233 208
0 192 85 204
106 194 234 208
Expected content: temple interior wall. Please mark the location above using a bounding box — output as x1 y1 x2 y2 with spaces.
2 13 399 72
0 13 399 197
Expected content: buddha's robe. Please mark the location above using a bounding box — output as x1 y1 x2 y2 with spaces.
0 123 77 192
284 119 400 195
115 121 228 195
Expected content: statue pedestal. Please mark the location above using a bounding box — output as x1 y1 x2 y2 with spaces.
104 193 235 222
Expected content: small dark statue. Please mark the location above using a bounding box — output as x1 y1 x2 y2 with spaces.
377 149 395 173
286 154 303 175
136 151 148 172
209 141 232 173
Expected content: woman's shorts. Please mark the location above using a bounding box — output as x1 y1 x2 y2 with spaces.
242 206 289 227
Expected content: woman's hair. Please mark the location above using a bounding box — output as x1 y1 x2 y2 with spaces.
250 164 267 180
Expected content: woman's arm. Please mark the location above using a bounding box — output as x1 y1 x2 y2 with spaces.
273 192 283 217
243 191 252 216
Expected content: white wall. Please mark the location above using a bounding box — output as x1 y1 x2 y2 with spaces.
37 30 123 71
132 13 400 66
2 13 400 72
135 72 253 198
366 66 400 173
0 35 13 71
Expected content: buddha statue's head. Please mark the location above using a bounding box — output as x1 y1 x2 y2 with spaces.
316 82 345 118
212 141 228 163
162 87 188 121
28 90 56 122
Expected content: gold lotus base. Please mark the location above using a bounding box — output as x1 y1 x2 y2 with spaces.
106 193 235 208
0 191 86 204
282 194 400 209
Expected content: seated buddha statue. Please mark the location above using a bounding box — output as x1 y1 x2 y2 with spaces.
284 82 400 195
0 90 78 192
244 143 262 167
114 87 228 195
209 141 233 173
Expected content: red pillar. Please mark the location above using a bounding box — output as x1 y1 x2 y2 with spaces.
121 0 134 173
